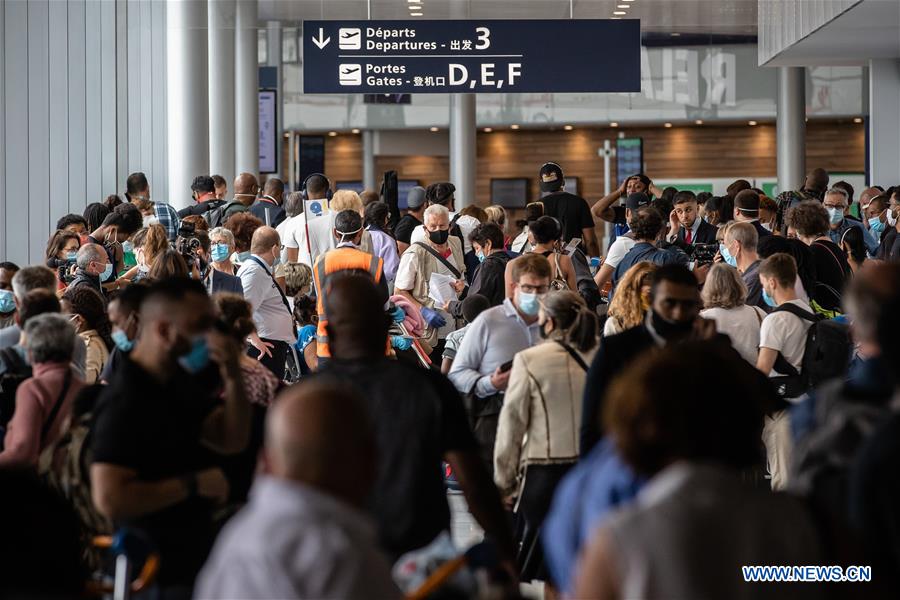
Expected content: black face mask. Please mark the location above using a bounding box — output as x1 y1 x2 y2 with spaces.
650 309 694 341
428 229 450 245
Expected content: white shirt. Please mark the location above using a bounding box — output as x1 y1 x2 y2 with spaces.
283 210 374 268
395 245 464 339
604 235 636 269
237 256 295 343
410 211 480 254
701 305 765 365
195 476 400 600
759 299 814 375
511 227 531 254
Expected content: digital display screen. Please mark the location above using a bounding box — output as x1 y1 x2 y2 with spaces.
616 138 643 186
491 178 529 208
298 136 326 190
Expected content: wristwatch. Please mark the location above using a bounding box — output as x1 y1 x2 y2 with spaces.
181 472 198 498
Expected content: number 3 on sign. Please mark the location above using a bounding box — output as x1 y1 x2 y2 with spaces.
475 27 491 50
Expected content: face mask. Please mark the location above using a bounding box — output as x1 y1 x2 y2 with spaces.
868 216 886 235
100 262 114 281
887 209 898 228
271 254 281 268
123 240 134 254
476 251 486 263
142 215 158 228
336 227 362 247
428 229 450 245
719 243 738 268
517 290 540 316
236 251 251 262
650 309 694 340
761 222 773 232
210 243 230 263
539 320 552 339
762 288 777 308
826 207 844 225
0 290 15 314
178 335 210 373
111 329 134 352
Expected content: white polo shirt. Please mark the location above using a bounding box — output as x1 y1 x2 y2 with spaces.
237 256 295 343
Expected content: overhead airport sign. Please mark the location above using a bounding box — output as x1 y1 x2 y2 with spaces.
302 20 640 94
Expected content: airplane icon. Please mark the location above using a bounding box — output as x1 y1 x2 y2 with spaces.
339 28 361 50
339 64 362 86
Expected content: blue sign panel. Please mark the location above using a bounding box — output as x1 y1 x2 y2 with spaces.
302 20 640 94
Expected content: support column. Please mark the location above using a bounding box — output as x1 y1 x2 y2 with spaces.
235 0 258 176
450 94 476 208
266 20 283 179
209 0 236 187
776 66 806 195
868 59 900 186
167 0 209 209
362 130 376 191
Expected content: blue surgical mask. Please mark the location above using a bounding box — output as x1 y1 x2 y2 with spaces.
762 288 777 308
111 329 134 352
868 216 886 235
178 335 209 373
719 243 737 268
0 289 15 314
236 251 251 262
476 251 485 263
271 254 281 268
826 207 844 225
66 251 78 262
100 262 114 281
210 243 230 263
517 290 540 316
123 240 134 254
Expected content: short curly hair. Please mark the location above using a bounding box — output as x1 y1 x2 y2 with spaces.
628 206 664 241
225 212 264 252
212 292 257 342
786 200 830 238
603 341 770 475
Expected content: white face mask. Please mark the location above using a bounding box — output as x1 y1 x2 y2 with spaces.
761 222 773 232
888 209 898 228
142 215 158 227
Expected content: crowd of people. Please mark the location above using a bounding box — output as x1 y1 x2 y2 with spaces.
1 163 899 600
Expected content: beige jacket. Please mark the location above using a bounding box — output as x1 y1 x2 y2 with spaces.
493 339 596 496
80 329 109 385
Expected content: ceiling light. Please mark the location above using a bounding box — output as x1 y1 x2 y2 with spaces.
510 124 520 130
564 125 574 131
621 0 634 2
694 119 703 125
748 120 757 126
328 131 339 137
483 127 493 133
429 126 439 132
410 11 423 16
853 117 863 124
617 4 630 8
610 122 619 128
613 11 627 15
670 32 681 37
664 122 673 128
351 128 360 134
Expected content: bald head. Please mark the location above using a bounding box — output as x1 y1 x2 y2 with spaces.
263 177 284 202
250 226 280 255
234 172 259 206
805 168 829 193
266 380 375 505
324 275 390 360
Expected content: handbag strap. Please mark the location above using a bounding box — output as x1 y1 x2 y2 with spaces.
39 369 72 445
413 242 462 279
248 256 299 340
556 341 589 372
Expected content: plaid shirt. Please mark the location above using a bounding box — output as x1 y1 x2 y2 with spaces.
154 202 181 241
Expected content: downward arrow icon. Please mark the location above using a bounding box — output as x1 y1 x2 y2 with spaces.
312 28 330 50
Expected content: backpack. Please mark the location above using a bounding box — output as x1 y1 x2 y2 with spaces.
770 303 852 399
0 347 32 429
549 252 569 291
449 213 464 248
204 200 242 228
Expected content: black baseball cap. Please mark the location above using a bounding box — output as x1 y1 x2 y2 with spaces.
625 192 651 210
539 163 565 192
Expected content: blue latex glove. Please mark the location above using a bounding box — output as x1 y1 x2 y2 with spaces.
391 335 413 351
420 307 447 329
390 306 406 323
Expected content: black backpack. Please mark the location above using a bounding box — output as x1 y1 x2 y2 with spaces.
770 303 852 399
0 347 33 429
204 200 241 228
449 213 464 248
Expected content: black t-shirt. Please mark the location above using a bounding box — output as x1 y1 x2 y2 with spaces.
91 357 220 585
394 213 422 245
313 358 476 559
541 191 594 244
809 239 852 311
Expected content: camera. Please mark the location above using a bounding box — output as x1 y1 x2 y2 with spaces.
57 261 77 285
176 221 202 271
689 243 719 265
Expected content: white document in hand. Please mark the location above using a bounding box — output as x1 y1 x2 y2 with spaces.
429 272 458 306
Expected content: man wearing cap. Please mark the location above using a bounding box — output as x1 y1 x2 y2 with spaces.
593 192 652 292
539 162 599 256
733 189 772 242
395 186 427 254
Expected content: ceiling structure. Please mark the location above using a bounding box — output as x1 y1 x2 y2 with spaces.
259 0 759 37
